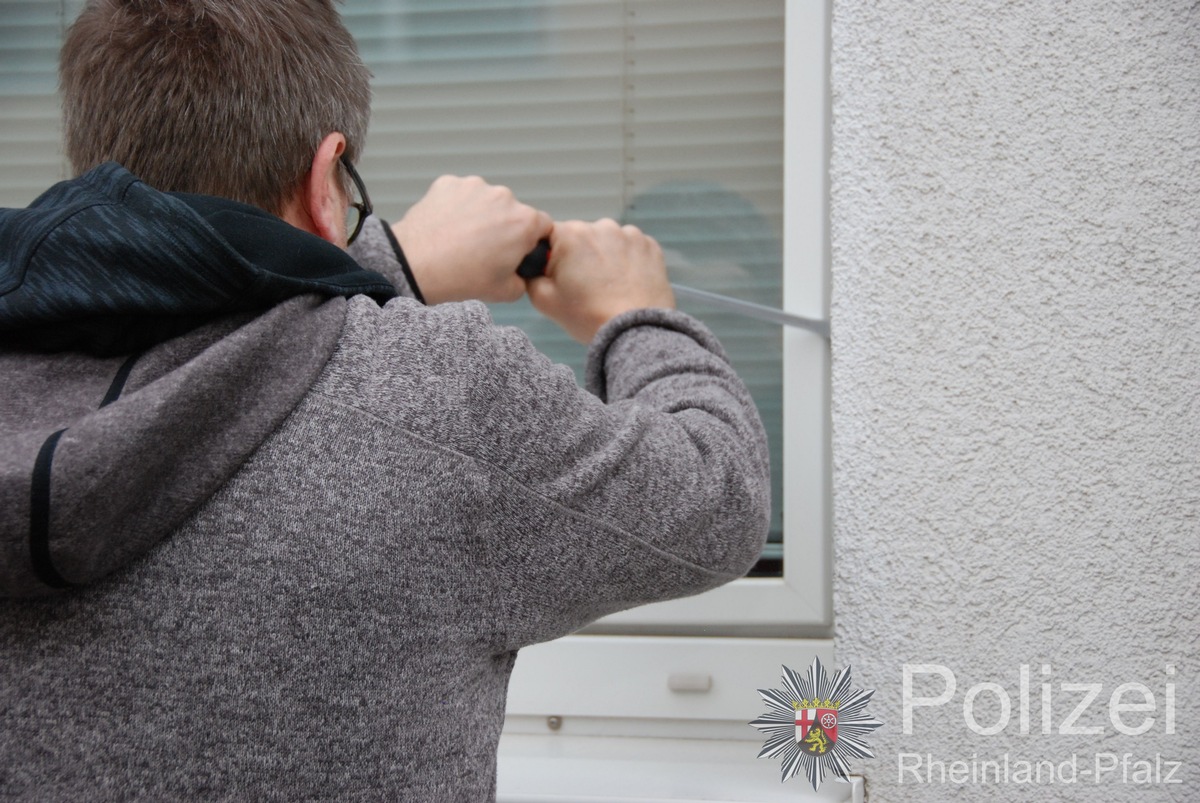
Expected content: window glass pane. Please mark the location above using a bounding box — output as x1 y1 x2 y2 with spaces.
0 1 83 207
348 0 786 569
0 0 787 573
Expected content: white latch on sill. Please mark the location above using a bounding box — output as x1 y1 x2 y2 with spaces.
667 672 713 693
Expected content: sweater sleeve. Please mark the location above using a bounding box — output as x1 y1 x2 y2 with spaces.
464 307 772 650
346 216 426 303
333 297 770 651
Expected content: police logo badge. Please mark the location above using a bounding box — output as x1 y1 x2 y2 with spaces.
750 657 883 790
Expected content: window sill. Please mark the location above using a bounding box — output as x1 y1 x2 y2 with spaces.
499 636 851 801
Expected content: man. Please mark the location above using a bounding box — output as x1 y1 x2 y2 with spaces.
0 1 770 799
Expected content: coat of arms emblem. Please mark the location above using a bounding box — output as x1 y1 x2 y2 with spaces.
795 701 839 753
750 657 883 790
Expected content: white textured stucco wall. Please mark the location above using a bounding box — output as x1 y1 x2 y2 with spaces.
830 1 1198 800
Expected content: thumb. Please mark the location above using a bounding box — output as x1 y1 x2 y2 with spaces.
525 274 560 314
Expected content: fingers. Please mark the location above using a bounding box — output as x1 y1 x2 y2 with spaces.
395 175 555 304
525 271 559 308
531 208 554 244
527 217 673 343
497 271 528 303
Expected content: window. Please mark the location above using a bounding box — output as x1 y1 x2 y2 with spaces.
343 0 830 638
0 0 826 631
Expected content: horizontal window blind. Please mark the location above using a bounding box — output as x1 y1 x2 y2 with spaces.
346 0 786 559
0 1 80 207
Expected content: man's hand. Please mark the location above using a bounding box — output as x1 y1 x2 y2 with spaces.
526 219 675 344
392 176 553 304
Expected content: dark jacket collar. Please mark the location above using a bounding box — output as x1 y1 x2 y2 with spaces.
0 162 396 355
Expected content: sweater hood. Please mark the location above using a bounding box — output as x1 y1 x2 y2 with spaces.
0 163 397 597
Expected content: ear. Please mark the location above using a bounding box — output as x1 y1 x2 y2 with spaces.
281 132 348 246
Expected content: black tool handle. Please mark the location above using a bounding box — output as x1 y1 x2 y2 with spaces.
516 238 551 279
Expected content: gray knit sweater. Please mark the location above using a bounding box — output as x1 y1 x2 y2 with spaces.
0 172 769 801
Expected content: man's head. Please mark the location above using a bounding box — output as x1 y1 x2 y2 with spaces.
60 0 371 218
